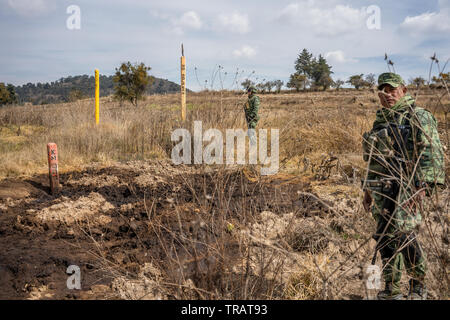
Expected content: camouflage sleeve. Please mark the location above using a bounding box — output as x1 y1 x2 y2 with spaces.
414 109 445 186
363 116 383 180
363 129 388 181
363 113 382 162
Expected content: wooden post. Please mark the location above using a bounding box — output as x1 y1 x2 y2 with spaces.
47 143 60 194
181 44 186 121
95 69 100 125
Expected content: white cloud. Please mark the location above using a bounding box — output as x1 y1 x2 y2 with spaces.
278 3 300 22
277 1 367 37
154 10 250 35
216 12 250 34
233 45 256 58
7 0 54 16
154 10 203 35
325 50 357 64
177 11 203 30
2 0 448 89
400 7 450 35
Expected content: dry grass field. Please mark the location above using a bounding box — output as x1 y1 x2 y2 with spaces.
0 89 448 300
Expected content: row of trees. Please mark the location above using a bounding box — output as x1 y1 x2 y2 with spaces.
409 73 450 88
3 55 450 106
264 48 450 92
240 49 334 93
344 73 450 90
339 73 449 90
241 79 284 93
241 60 449 93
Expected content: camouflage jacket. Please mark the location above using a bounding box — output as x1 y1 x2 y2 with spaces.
363 95 445 187
244 94 260 129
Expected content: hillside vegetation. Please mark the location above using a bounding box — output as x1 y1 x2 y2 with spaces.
11 75 182 105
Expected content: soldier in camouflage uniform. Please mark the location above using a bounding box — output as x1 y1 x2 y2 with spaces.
362 73 445 300
244 85 260 130
244 85 260 146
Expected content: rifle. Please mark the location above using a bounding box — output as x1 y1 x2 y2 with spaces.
371 179 400 264
243 101 250 128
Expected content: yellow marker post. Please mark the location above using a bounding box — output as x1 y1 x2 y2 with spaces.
95 69 100 125
180 44 186 121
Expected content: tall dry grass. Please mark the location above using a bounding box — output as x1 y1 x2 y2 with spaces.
0 88 447 179
1 86 448 300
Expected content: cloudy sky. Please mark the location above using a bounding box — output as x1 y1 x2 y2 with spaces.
1 0 449 90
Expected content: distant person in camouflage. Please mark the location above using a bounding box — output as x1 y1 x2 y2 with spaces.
244 85 260 146
244 85 260 129
362 72 445 300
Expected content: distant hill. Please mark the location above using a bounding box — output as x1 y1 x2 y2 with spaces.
13 75 183 105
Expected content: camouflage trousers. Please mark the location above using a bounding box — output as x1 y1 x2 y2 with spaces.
376 231 426 293
246 120 258 130
245 111 258 130
371 186 427 292
247 129 257 147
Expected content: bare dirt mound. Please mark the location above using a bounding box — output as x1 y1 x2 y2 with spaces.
0 160 447 300
0 161 316 299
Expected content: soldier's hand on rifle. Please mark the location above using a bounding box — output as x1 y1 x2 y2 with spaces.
363 190 372 213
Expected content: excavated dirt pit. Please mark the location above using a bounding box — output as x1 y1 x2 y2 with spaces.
0 161 314 299
0 160 447 300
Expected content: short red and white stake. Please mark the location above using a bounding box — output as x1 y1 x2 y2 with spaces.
47 143 60 194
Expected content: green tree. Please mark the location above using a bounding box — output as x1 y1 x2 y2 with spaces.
68 89 86 102
310 55 333 90
0 83 9 105
295 49 313 78
347 74 365 90
365 73 376 88
430 73 450 88
274 80 284 93
438 72 449 85
113 62 153 107
241 79 255 91
287 73 308 92
409 77 426 89
6 84 17 104
333 79 345 91
0 83 17 106
290 49 335 91
290 49 314 91
255 83 266 93
264 81 276 93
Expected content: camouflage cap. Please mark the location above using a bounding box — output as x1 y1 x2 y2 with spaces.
247 85 257 93
377 73 406 90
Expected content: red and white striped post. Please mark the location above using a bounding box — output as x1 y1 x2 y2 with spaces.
47 143 60 194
